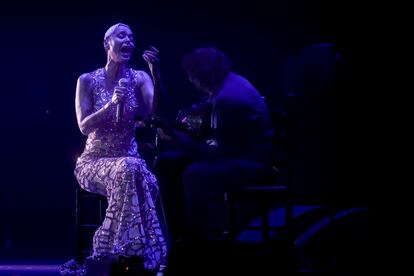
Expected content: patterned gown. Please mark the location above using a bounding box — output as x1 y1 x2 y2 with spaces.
74 68 167 270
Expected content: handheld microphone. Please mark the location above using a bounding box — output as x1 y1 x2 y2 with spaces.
116 78 129 123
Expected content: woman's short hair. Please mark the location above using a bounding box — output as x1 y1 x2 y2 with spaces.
103 23 131 52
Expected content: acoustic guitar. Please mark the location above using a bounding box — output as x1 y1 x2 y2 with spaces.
146 102 213 142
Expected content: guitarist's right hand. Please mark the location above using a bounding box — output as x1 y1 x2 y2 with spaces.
156 128 174 143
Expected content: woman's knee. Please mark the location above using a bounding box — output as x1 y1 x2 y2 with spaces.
117 157 141 173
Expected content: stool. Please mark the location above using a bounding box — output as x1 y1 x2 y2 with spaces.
75 187 107 264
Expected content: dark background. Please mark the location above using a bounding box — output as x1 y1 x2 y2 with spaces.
0 0 354 261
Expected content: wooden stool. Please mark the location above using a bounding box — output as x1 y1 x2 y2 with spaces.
75 187 107 264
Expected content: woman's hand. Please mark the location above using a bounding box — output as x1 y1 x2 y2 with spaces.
143 46 160 73
111 85 127 105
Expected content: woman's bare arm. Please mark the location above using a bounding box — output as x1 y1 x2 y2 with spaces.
75 74 116 135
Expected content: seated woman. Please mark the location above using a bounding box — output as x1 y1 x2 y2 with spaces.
62 23 167 275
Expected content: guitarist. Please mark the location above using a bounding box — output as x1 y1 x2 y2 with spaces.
153 47 275 253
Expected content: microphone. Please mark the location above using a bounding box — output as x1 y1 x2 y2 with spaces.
116 78 129 123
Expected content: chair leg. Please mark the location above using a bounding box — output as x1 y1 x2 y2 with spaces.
75 188 83 264
284 193 294 246
261 197 270 241
224 192 237 241
225 188 292 244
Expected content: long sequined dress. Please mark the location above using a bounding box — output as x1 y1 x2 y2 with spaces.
74 68 167 270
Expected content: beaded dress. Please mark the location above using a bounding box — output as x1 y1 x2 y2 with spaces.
74 68 167 270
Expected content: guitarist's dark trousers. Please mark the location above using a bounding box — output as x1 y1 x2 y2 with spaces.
153 150 272 243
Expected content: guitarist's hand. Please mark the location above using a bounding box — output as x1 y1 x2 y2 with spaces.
171 129 194 148
157 127 194 150
156 128 174 143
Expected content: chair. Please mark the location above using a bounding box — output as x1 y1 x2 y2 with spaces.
75 187 107 264
214 110 296 276
223 110 294 244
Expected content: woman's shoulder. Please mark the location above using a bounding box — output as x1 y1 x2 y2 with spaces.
79 68 102 79
129 68 151 82
77 68 104 89
78 68 104 83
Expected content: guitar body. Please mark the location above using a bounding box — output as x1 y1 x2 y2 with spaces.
175 102 212 141
139 101 213 154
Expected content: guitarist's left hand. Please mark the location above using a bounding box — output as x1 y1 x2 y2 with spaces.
157 126 195 150
156 128 174 143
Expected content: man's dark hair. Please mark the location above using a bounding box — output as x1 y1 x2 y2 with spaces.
181 47 231 91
